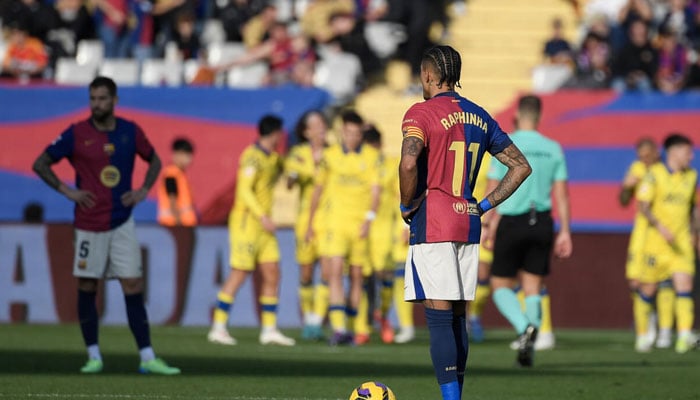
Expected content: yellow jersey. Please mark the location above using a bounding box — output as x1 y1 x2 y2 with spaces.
317 144 381 224
230 143 282 225
375 155 400 225
637 163 698 238
473 153 491 200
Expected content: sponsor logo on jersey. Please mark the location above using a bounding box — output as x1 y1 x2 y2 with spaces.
100 165 121 188
103 143 115 155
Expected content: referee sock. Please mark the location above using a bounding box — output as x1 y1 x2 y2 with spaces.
452 313 469 396
78 290 101 360
425 308 459 400
124 293 152 350
524 295 542 328
493 288 529 335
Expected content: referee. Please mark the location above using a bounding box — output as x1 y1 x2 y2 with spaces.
482 95 573 367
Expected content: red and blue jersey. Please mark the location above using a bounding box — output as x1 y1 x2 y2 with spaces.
45 118 155 232
401 91 512 245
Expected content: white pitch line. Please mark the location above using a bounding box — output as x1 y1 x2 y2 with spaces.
0 394 343 400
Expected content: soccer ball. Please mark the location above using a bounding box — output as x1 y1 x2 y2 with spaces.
348 381 396 400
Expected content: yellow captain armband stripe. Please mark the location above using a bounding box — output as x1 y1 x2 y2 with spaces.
403 127 425 141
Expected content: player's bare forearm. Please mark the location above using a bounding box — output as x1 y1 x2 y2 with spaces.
399 136 424 207
142 152 162 191
638 201 659 227
553 180 571 233
618 186 634 207
487 144 532 207
32 152 63 192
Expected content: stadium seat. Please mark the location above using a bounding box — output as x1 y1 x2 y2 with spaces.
364 21 406 60
164 41 181 63
201 19 226 47
183 59 203 84
54 58 98 85
76 40 105 66
99 59 140 86
207 42 246 66
314 51 362 104
227 62 267 88
141 59 183 87
531 64 573 93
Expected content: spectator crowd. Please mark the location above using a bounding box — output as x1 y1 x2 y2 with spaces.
544 0 700 93
0 0 455 96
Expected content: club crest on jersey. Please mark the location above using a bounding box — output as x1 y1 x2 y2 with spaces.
100 165 121 188
78 260 87 270
103 143 115 155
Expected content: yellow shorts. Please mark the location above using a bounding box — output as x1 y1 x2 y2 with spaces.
625 225 649 280
321 220 369 272
369 221 394 273
479 244 493 264
640 232 695 283
229 218 279 271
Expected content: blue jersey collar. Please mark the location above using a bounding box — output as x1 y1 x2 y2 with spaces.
342 143 362 154
255 141 272 156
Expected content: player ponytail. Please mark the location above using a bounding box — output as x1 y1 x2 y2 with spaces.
422 45 462 89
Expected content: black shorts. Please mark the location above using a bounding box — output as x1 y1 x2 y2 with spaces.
491 211 554 278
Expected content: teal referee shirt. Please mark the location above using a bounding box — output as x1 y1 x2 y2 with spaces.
488 130 568 216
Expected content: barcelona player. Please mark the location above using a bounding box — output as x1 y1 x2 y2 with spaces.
307 111 381 346
618 138 674 350
636 133 699 354
285 110 330 340
208 115 296 347
31 77 180 375
399 45 531 400
363 126 400 344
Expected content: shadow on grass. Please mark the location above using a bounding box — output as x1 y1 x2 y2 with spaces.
0 350 614 378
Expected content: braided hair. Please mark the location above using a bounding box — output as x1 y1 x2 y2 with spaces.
422 45 462 89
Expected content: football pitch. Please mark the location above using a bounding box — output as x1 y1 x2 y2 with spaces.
0 325 697 400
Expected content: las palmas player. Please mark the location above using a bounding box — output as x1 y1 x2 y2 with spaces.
307 111 382 346
208 115 296 347
285 110 330 340
399 45 531 400
618 138 675 351
635 133 700 354
32 76 180 375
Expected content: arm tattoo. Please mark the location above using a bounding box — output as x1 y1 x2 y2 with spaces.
32 152 62 191
488 144 531 207
401 136 424 157
142 152 162 190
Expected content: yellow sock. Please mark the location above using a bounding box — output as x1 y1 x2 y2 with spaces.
633 292 653 336
214 292 233 325
259 296 278 329
675 293 694 332
380 279 393 318
515 286 525 311
656 284 675 331
539 289 553 334
299 284 314 321
393 276 414 328
354 291 370 335
470 283 491 318
329 305 346 332
313 282 330 322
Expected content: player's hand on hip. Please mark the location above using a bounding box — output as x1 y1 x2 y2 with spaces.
121 187 148 206
480 225 494 250
65 188 96 209
554 231 573 259
260 215 276 233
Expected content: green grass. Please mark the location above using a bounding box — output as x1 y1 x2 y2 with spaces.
0 325 697 400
